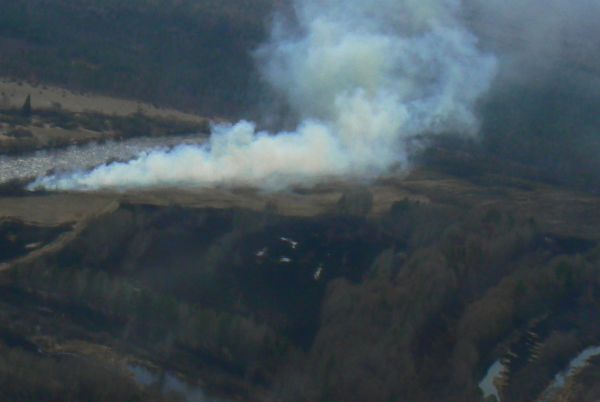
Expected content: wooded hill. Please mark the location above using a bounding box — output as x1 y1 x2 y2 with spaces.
0 0 277 116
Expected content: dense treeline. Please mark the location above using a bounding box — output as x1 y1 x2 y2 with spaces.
0 341 171 402
272 204 600 402
9 263 285 383
2 189 600 401
0 0 277 116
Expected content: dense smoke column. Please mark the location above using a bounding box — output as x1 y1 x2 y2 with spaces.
30 0 496 192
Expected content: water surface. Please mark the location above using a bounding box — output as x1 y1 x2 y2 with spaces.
0 135 205 185
129 364 228 402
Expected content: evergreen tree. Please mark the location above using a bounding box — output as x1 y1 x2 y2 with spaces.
21 94 32 117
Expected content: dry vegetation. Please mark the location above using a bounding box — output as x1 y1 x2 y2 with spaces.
0 169 600 401
0 79 206 122
0 99 210 154
1 1 600 401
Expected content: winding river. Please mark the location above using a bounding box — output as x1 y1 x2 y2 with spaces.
480 345 600 402
0 135 205 185
537 345 600 401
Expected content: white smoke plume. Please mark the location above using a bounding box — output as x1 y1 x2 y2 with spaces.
30 0 496 192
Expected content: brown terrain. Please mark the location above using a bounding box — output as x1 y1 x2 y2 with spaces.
0 1 599 400
2 162 600 401
0 78 210 155
0 79 206 121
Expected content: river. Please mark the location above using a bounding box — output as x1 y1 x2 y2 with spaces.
537 345 600 401
480 345 600 402
129 364 229 402
0 135 205 185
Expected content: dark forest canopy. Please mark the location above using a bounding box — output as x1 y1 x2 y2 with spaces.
0 0 277 116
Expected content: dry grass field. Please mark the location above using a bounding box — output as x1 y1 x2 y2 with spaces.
0 78 205 122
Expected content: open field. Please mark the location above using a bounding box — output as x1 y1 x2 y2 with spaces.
0 79 211 155
2 169 599 235
0 78 207 122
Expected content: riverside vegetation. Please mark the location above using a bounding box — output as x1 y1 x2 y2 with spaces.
2 171 600 401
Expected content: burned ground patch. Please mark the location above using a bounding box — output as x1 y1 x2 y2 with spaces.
0 219 70 263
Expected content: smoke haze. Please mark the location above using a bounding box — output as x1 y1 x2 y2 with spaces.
465 0 600 190
30 0 496 191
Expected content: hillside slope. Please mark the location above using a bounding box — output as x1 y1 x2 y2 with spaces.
0 0 277 116
1 171 600 401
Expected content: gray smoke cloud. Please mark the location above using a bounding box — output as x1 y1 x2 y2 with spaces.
466 0 600 66
463 0 600 190
29 0 497 192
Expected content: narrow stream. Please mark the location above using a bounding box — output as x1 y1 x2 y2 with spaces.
538 345 600 401
480 345 600 402
479 360 504 401
0 134 205 184
129 365 228 402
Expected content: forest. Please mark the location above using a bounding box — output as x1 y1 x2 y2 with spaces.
2 179 600 401
0 0 276 116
